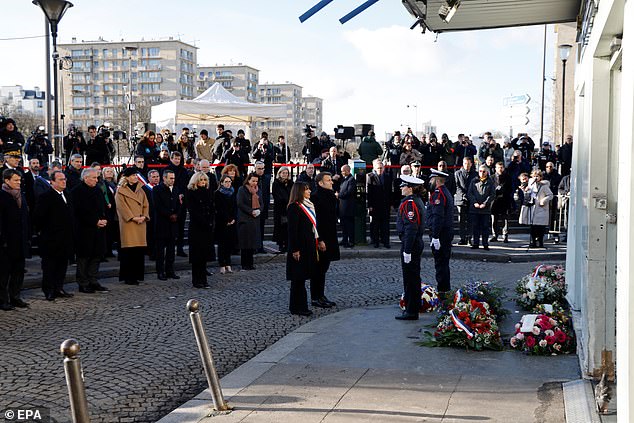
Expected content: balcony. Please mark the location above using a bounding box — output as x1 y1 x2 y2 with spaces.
213 75 234 81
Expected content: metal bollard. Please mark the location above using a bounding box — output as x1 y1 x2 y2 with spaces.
60 339 91 423
187 299 232 412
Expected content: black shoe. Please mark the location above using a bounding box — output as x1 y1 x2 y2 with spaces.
311 299 333 308
78 286 95 294
470 245 479 249
457 239 467 246
395 313 418 320
157 273 168 281
206 270 213 276
46 293 56 301
383 244 391 249
503 235 509 243
176 250 188 257
320 296 336 306
91 284 110 292
0 303 15 311
291 310 313 316
483 245 490 251
56 290 74 298
528 242 537 248
554 237 560 244
489 236 498 243
167 273 180 280
124 280 139 285
10 298 29 308
373 244 380 248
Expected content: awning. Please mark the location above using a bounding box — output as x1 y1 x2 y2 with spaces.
403 0 582 33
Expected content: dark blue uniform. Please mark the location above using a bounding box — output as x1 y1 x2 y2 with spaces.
426 184 454 293
396 195 425 316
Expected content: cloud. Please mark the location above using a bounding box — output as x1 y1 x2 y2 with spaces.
342 25 443 77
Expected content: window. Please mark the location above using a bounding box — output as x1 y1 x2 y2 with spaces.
180 49 193 61
36 101 43 108
71 49 83 57
148 47 160 56
148 95 162 103
199 72 205 79
102 49 108 57
141 83 159 93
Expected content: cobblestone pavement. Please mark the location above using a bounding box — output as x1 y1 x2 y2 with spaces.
0 257 561 423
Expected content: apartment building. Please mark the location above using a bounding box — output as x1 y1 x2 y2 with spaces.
58 37 197 129
258 82 303 150
0 85 46 116
197 64 259 102
301 96 323 135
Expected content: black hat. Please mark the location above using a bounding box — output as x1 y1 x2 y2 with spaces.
122 167 138 177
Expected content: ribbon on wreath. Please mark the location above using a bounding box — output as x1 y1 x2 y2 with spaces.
450 308 475 339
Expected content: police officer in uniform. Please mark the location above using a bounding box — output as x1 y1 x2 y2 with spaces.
427 169 455 296
395 175 426 320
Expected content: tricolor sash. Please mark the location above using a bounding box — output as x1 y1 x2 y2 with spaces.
450 309 475 339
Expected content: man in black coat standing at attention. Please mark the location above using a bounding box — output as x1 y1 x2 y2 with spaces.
71 168 109 293
310 172 340 308
34 170 75 301
338 165 356 248
153 169 181 281
143 169 161 261
366 158 392 248
165 151 190 257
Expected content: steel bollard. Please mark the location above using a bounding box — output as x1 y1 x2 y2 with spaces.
187 299 232 412
60 339 91 423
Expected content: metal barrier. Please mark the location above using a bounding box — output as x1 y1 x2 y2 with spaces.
60 339 90 423
550 193 570 238
187 299 232 413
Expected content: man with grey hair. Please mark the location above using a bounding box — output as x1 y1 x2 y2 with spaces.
367 158 392 248
34 160 63 200
466 165 495 250
71 167 109 293
65 153 83 192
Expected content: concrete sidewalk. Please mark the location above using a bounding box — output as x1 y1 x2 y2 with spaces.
157 304 585 423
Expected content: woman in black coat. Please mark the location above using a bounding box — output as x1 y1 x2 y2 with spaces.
186 172 214 288
286 182 318 316
236 173 261 270
214 175 237 274
272 166 293 252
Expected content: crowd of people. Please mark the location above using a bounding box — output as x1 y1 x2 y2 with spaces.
0 116 574 317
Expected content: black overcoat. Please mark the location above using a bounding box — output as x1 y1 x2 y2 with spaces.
286 202 318 281
70 182 107 258
152 183 181 241
236 186 261 250
214 189 237 246
311 187 340 262
34 188 74 259
272 179 293 244
0 190 29 259
186 188 213 263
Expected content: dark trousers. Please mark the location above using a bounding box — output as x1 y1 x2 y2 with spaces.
192 260 207 286
310 259 331 301
0 254 25 304
241 249 254 269
119 247 145 283
156 237 176 275
217 242 232 267
431 232 452 293
289 279 309 313
492 213 508 237
341 216 354 246
177 208 187 250
41 255 68 295
146 225 155 259
457 205 471 242
471 213 491 247
370 212 390 246
530 225 547 245
76 257 101 288
401 243 422 315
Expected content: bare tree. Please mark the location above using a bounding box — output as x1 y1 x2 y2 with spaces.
3 110 43 135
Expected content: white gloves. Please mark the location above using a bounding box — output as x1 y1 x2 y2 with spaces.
430 238 441 250
403 252 412 264
253 209 261 217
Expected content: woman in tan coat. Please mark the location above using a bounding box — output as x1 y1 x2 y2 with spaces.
115 167 150 285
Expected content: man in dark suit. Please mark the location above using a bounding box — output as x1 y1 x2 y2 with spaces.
34 170 75 300
143 169 160 261
64 154 83 193
338 165 356 248
310 172 340 308
34 161 63 201
165 151 190 257
366 159 393 248
153 169 181 280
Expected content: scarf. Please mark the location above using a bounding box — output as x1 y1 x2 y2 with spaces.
480 176 488 182
246 184 260 209
2 183 21 208
220 186 234 196
299 198 319 240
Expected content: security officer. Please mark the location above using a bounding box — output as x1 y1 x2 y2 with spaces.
395 175 426 320
534 141 558 172
427 169 454 296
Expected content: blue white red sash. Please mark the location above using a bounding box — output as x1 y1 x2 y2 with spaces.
136 172 149 187
450 308 474 339
297 202 317 229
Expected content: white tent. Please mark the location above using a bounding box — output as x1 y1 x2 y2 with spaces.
150 83 287 129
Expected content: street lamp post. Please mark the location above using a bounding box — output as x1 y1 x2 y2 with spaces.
33 0 73 157
558 43 573 146
406 104 418 135
124 46 138 152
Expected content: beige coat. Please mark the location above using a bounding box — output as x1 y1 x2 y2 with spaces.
195 138 216 162
115 183 150 248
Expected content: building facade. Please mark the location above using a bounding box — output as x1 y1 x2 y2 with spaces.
258 82 303 153
0 85 46 116
301 96 323 135
197 64 259 102
58 37 197 130
552 23 577 146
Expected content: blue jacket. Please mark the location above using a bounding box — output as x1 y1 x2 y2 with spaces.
426 185 454 238
396 195 425 254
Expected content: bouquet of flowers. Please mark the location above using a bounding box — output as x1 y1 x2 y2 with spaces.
445 280 507 319
422 290 503 351
399 283 440 313
515 264 567 311
509 312 576 355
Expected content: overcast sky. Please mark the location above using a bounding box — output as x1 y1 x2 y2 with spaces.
1 0 556 140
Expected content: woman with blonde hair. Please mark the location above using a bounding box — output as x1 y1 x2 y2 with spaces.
186 172 214 288
272 166 293 252
115 167 150 285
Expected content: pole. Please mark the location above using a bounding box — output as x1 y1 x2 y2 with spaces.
60 339 91 423
129 55 133 154
186 300 231 412
52 29 61 156
561 59 567 146
45 18 52 140
539 24 547 149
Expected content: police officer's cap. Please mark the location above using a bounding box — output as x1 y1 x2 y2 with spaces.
3 149 21 158
411 161 422 167
400 174 424 188
430 169 449 178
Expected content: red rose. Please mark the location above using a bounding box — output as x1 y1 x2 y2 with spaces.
545 335 555 345
458 311 469 320
525 336 536 348
554 330 567 343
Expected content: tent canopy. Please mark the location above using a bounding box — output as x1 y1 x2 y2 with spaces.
151 83 287 128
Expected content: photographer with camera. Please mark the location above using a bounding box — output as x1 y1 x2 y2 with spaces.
302 127 321 163
85 125 115 165
0 118 26 155
24 126 53 167
63 125 86 163
176 128 196 160
454 134 477 165
511 133 535 162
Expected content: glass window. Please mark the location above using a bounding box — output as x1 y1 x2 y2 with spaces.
102 49 108 57
149 47 160 56
71 49 83 57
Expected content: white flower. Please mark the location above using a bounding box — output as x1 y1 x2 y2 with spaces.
553 344 562 351
539 340 547 347
532 326 541 335
516 333 524 340
510 337 517 348
545 330 554 337
515 323 521 329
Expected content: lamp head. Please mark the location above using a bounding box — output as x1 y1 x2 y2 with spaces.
33 0 73 37
558 44 573 62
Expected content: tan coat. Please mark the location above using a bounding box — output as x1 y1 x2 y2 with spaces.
195 138 216 162
115 183 150 248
